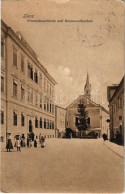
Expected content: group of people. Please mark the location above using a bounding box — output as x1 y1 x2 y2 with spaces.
6 133 46 152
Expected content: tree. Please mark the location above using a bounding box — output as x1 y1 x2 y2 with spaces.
75 102 88 138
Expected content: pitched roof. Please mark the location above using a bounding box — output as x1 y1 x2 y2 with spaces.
66 94 109 114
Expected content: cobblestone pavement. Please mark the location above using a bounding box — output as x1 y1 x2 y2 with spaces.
0 139 124 193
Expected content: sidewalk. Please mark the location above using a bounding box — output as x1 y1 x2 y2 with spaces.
103 139 124 159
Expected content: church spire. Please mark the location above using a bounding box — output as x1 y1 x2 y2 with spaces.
84 71 91 99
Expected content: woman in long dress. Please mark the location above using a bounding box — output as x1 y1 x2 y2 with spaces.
41 136 45 148
6 134 13 152
16 137 21 151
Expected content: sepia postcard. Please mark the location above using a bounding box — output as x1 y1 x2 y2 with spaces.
0 0 124 193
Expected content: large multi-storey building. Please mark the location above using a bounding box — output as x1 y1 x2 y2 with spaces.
1 20 57 147
107 76 124 145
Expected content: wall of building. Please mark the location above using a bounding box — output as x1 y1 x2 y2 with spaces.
55 106 66 132
86 107 100 129
66 96 109 138
66 107 77 132
66 106 101 132
109 81 124 144
101 108 110 139
1 28 7 147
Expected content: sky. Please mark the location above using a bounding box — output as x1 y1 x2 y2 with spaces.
1 0 124 109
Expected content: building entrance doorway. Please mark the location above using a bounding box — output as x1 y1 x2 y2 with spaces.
29 120 32 133
29 119 34 141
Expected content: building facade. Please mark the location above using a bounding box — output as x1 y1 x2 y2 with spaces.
66 73 109 138
55 105 66 137
1 20 57 147
107 76 124 145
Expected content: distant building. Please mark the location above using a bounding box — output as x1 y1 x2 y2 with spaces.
107 76 124 145
66 73 109 138
55 105 66 138
1 20 57 147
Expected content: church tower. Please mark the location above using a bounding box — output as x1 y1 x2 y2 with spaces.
84 72 91 99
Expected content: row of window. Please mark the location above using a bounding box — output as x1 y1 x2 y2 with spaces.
1 38 54 95
110 98 123 114
0 111 54 129
75 117 90 125
13 46 54 95
13 112 55 129
13 79 54 113
1 40 55 97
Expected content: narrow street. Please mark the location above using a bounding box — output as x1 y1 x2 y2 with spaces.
1 139 124 193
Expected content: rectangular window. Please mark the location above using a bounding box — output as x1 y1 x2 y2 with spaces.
40 95 42 108
44 79 46 93
13 80 17 98
40 118 42 128
34 71 38 83
13 47 17 67
52 103 54 114
50 120 52 129
21 113 25 126
44 98 46 110
52 86 54 97
28 63 33 80
47 119 49 129
52 121 54 129
39 74 42 87
35 92 37 106
21 55 25 72
21 86 25 101
50 85 51 95
28 89 33 104
13 111 17 126
50 102 52 113
1 111 4 124
47 100 49 112
1 76 4 92
44 118 46 129
1 38 4 58
35 117 38 128
28 64 31 77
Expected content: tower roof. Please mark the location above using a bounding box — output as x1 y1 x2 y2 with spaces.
84 72 91 98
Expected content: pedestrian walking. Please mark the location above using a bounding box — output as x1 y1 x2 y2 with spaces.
6 134 13 152
39 133 42 142
27 135 30 147
16 136 21 151
23 138 25 147
41 136 45 148
102 133 107 141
